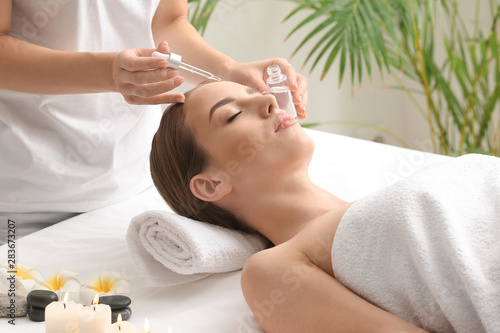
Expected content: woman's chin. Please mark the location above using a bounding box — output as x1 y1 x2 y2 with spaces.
293 129 315 156
278 132 315 171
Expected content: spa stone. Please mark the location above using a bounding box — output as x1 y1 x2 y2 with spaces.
0 294 28 317
26 290 58 309
27 306 46 322
111 306 132 323
99 295 131 310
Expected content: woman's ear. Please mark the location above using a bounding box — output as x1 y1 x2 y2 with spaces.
190 168 233 202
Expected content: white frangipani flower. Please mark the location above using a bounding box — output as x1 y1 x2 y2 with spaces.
79 270 130 305
37 269 81 300
0 261 44 296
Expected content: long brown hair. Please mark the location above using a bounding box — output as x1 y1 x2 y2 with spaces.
150 84 250 231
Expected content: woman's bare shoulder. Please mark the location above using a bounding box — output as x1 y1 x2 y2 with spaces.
241 243 310 293
240 243 318 331
240 226 428 333
242 243 307 275
243 202 355 286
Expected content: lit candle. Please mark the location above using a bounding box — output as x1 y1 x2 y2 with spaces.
79 294 112 333
45 292 83 333
104 313 136 333
136 318 157 333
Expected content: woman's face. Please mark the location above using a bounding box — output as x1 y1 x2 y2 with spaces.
184 81 314 185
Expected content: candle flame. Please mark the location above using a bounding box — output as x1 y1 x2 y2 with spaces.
168 327 172 333
63 291 69 309
117 313 122 324
92 294 99 305
144 318 150 331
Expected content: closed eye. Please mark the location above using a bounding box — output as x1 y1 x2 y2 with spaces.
227 111 242 123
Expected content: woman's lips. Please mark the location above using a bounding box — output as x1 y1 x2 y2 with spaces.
275 112 297 133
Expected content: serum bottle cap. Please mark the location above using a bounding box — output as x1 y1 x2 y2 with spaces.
152 51 182 69
266 65 287 85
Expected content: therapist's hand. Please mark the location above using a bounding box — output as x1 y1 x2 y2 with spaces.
228 59 308 119
112 42 186 105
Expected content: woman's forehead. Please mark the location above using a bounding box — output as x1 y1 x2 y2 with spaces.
185 81 243 114
189 81 243 101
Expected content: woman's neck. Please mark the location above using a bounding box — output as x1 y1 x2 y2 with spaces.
226 175 347 245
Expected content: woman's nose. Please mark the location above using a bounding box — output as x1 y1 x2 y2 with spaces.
241 92 277 118
257 93 278 118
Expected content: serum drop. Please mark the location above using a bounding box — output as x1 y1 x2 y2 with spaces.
266 65 297 119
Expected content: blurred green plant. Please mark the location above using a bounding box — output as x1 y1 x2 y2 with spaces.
283 0 500 156
188 0 220 35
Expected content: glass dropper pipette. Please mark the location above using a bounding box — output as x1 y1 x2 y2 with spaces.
152 51 221 81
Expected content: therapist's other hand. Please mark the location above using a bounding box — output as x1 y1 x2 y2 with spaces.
112 43 185 105
229 59 308 119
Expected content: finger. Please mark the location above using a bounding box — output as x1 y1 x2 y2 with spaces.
153 41 172 69
301 89 309 108
295 89 308 119
247 76 268 95
120 49 167 71
272 59 298 92
126 92 186 105
291 74 308 104
126 76 185 99
296 104 307 119
119 68 179 85
156 40 171 54
146 92 186 105
294 75 308 119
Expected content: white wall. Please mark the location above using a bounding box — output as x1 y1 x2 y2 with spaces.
182 0 490 152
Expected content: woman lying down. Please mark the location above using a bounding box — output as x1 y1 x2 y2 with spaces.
150 80 500 333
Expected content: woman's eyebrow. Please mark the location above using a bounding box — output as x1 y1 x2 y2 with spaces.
209 97 235 123
208 88 257 123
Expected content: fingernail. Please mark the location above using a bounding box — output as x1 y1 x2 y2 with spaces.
158 60 168 68
293 83 299 90
174 77 184 86
160 40 168 46
261 90 269 95
176 96 186 103
301 104 307 112
297 94 303 103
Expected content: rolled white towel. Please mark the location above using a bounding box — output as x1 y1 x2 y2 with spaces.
126 210 269 286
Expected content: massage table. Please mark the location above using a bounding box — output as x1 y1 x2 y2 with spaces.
0 128 450 332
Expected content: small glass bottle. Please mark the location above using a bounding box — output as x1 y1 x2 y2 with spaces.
266 65 297 119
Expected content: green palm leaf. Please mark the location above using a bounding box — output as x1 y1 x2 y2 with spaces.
283 0 403 85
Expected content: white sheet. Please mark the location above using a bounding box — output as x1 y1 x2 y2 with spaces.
0 129 449 332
